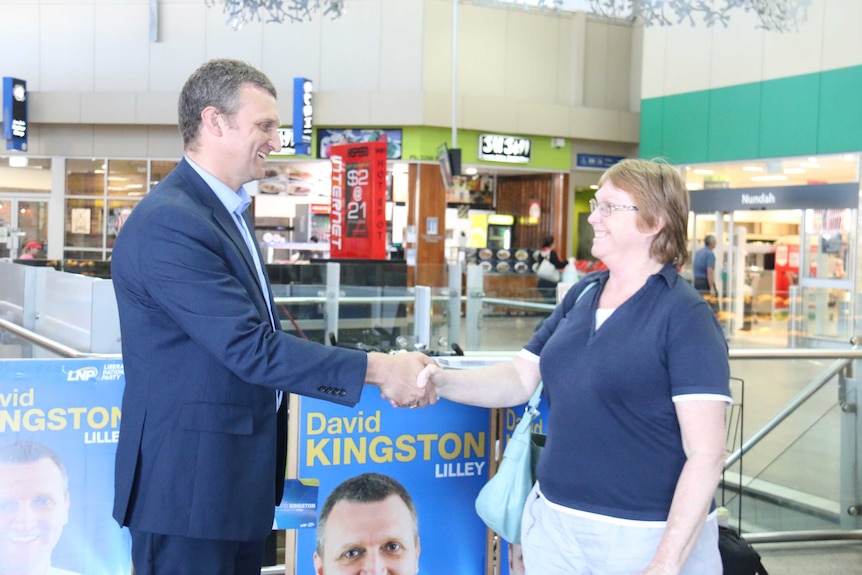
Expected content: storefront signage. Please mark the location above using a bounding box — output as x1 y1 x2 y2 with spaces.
318 128 403 159
689 182 858 213
329 141 387 259
276 128 296 155
576 153 624 170
478 133 531 163
2 77 28 151
292 77 313 155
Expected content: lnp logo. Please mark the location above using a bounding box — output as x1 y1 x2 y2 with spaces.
65 366 100 381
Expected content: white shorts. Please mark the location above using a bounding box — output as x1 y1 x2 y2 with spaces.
520 483 721 575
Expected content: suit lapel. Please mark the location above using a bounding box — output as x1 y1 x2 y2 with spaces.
174 160 278 330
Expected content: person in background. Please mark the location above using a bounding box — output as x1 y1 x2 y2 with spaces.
693 235 717 297
19 241 42 260
313 473 420 575
0 439 82 575
418 159 730 575
536 235 567 305
110 58 435 575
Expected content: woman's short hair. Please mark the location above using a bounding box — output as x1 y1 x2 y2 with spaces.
598 159 690 266
541 235 555 249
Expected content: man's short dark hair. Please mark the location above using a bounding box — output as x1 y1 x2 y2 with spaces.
315 473 418 557
178 58 277 149
705 235 716 247
0 439 68 492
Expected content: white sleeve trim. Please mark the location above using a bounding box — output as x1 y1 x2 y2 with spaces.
672 393 733 404
518 349 540 363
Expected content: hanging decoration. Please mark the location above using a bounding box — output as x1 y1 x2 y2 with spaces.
207 0 347 31
588 0 810 32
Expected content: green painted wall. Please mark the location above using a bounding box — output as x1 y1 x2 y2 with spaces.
640 64 862 164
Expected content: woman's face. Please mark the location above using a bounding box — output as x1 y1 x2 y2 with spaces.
588 182 656 265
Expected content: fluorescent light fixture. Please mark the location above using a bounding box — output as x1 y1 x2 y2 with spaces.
8 156 28 168
742 165 763 172
751 175 788 182
799 162 819 168
783 168 806 174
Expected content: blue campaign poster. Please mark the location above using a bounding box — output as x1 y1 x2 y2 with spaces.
295 387 490 575
0 359 131 575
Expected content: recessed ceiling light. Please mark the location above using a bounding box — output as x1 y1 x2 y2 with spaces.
464 167 478 176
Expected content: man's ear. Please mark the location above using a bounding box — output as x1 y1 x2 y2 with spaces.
200 107 223 137
313 551 324 575
414 539 421 574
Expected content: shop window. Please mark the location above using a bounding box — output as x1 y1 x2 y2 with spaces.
62 250 104 262
65 198 104 249
66 159 105 196
151 160 177 189
107 199 137 249
107 159 147 197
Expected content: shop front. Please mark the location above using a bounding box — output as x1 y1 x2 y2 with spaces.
682 153 860 344
253 125 574 300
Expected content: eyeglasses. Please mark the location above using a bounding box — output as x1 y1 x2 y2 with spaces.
589 199 639 217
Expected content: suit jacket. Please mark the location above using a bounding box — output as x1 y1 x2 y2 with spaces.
111 158 368 541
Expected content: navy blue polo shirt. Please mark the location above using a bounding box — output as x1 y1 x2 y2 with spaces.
523 264 730 522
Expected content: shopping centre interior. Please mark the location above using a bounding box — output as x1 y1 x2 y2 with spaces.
2 0 862 573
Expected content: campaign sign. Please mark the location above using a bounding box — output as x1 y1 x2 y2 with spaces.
295 387 490 575
274 478 319 529
0 359 131 575
329 141 387 259
2 77 28 152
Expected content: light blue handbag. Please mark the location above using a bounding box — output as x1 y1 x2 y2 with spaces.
474 381 544 544
473 280 596 543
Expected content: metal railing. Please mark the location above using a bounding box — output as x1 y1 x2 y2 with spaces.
2 264 862 552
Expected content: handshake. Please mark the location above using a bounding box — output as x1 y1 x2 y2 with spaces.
365 351 445 409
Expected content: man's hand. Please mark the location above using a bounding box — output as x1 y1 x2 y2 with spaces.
365 352 439 408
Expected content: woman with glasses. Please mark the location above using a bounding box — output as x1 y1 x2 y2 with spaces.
418 159 730 575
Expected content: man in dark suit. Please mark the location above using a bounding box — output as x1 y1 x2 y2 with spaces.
110 59 435 575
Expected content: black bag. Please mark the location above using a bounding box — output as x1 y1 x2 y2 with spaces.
718 526 769 575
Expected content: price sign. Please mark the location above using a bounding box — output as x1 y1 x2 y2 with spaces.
329 141 387 259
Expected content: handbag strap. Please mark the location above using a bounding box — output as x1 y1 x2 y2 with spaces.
528 280 597 412
527 381 544 410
